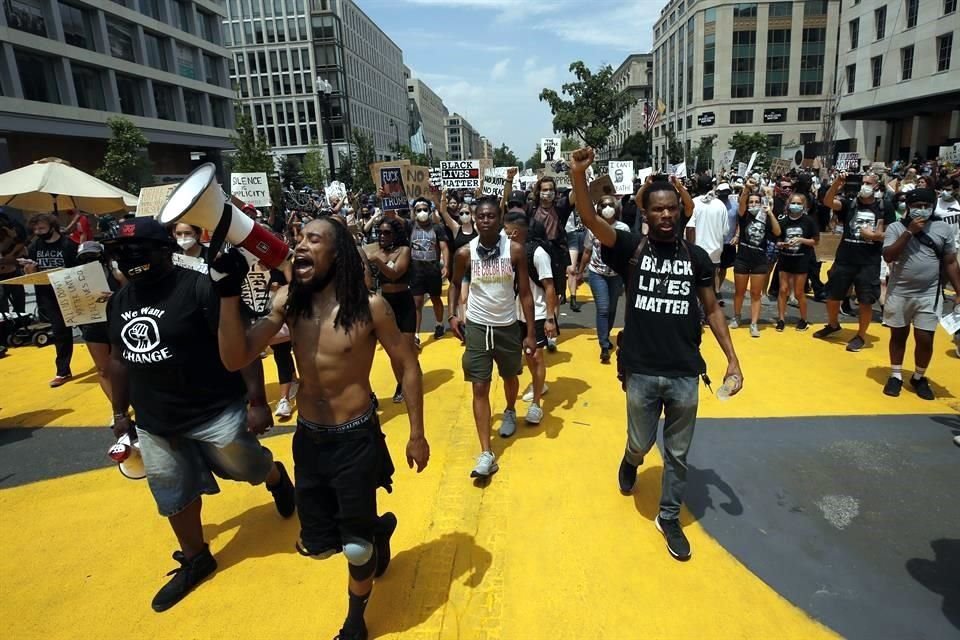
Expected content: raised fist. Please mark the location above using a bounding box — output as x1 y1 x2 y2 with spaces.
569 147 595 174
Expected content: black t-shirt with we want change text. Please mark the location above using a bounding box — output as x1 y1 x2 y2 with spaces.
108 268 246 436
602 229 714 378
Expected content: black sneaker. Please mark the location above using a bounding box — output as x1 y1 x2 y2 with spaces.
335 626 368 640
883 376 903 397
840 299 856 317
374 512 398 578
775 319 785 332
655 515 691 561
909 376 935 400
813 324 842 339
600 347 611 364
570 299 582 312
268 461 296 518
434 324 445 339
151 546 217 612
618 456 638 494
795 319 809 332
845 335 865 352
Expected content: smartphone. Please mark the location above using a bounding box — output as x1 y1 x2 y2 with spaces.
843 173 863 197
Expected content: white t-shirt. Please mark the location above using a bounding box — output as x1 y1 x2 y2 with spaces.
935 195 960 246
685 194 729 263
518 246 553 322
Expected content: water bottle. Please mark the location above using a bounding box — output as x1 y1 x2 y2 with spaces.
716 375 741 401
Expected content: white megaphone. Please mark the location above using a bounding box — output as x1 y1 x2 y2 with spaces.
108 433 146 480
157 163 291 269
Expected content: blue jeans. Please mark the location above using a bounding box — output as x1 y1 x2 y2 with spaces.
586 270 623 350
624 374 699 520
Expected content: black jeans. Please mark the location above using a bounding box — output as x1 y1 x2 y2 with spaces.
0 283 26 313
35 287 73 376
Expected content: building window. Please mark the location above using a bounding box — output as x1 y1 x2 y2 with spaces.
71 64 104 110
60 3 95 50
901 45 914 80
730 109 753 124
5 0 48 38
212 98 228 128
766 134 783 154
15 49 59 103
203 54 220 85
875 6 886 39
183 90 202 125
947 0 958 15
938 33 954 71
200 11 217 42
804 0 828 16
800 27 826 95
800 132 817 144
703 33 715 100
115 74 143 116
798 107 822 121
770 2 792 17
871 55 883 87
177 43 196 79
107 19 136 62
140 0 162 21
153 83 177 120
766 29 791 96
144 33 169 72
732 3 757 18
849 18 859 49
846 64 856 92
704 7 716 23
731 30 756 98
906 0 918 28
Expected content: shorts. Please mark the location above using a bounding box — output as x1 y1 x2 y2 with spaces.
410 261 442 297
825 262 880 305
520 319 547 348
136 400 274 517
733 249 769 275
778 255 811 275
462 321 523 383
382 290 417 333
720 244 737 268
883 293 940 332
566 229 585 253
80 321 109 344
293 406 395 555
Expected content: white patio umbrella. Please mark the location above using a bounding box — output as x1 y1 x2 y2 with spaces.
0 157 137 215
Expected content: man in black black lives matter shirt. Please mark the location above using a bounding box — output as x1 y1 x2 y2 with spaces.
570 147 743 562
105 218 295 613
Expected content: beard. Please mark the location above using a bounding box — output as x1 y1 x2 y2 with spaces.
288 262 337 318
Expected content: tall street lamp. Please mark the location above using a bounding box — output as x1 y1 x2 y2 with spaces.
428 142 434 166
390 119 400 159
316 77 336 182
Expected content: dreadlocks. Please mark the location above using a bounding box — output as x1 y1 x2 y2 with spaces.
287 217 372 333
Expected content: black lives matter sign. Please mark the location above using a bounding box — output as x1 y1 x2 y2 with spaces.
440 160 481 190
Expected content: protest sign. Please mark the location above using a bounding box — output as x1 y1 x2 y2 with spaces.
744 152 758 176
241 271 271 315
769 158 792 177
782 145 804 169
403 165 435 200
478 159 493 181
608 161 634 195
736 162 748 177
540 137 561 164
939 144 960 164
719 149 736 169
481 167 518 198
588 175 616 204
368 160 410 192
137 183 178 218
326 180 347 206
231 173 271 207
48 263 110 327
637 167 653 184
429 167 442 187
172 253 209 274
440 160 480 189
380 167 408 211
542 167 572 190
672 162 687 178
0 268 61 286
836 152 861 171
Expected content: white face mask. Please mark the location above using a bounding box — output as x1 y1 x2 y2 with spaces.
859 185 875 199
415 211 430 223
459 213 471 224
540 190 555 202
748 205 762 216
600 206 616 219
177 236 197 250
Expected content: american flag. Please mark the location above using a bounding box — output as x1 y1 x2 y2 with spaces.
643 100 664 131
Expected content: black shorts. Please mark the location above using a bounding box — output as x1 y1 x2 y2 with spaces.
293 406 395 555
80 321 110 344
825 262 880 305
382 290 417 333
733 248 769 275
778 255 811 275
520 319 547 348
720 244 737 268
410 262 442 297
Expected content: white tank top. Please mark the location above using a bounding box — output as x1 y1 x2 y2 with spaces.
466 233 517 326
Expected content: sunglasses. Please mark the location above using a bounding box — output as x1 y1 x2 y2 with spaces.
414 208 430 213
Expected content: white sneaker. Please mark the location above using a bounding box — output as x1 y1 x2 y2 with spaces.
498 409 518 437
525 403 543 425
750 323 760 338
275 397 293 419
522 383 549 403
470 451 499 478
728 317 740 329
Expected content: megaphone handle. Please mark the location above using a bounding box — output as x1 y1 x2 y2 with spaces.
207 202 234 266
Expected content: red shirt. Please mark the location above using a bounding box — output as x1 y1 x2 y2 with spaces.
69 214 92 244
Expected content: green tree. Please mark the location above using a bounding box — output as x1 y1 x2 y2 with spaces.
729 131 769 172
493 144 520 168
691 134 717 173
229 110 274 173
397 145 431 167
561 137 580 153
663 129 684 164
539 61 634 151
618 130 652 166
96 116 152 194
301 142 327 189
347 130 377 193
525 147 543 171
278 154 303 189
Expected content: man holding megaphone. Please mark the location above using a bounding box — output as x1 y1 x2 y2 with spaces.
105 217 296 613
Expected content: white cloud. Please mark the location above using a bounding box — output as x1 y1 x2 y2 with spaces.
490 58 511 80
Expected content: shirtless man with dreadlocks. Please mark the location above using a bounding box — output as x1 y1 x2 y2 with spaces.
213 216 430 640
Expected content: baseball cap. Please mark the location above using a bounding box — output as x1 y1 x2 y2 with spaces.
905 188 936 205
507 190 527 207
716 182 731 192
77 241 104 259
104 217 177 246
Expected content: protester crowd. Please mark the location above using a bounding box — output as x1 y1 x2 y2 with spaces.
0 149 958 640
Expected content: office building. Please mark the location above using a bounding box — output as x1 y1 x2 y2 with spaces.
407 75 448 161
0 0 234 178
226 0 408 166
836 0 959 162
446 112 480 160
650 0 841 169
602 52 653 161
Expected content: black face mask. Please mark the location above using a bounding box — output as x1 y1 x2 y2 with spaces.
38 230 54 241
113 245 172 285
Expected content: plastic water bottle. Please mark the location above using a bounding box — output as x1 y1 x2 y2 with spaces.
716 375 741 401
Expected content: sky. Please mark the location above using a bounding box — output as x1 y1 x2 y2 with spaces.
360 0 661 161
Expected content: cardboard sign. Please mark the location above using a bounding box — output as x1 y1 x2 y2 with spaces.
836 152 861 171
440 160 480 189
380 167 408 211
48 263 110 327
608 161 634 195
326 180 347 206
230 173 271 207
402 165 435 200
744 152 758 176
588 175 616 204
0 268 61 286
769 158 792 177
241 270 271 315
541 168 572 190
172 253 209 274
540 137 561 164
481 167 518 198
368 160 410 192
137 183 178 218
719 150 736 169
938 144 960 164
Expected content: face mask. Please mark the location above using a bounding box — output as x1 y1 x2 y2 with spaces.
601 206 616 219
859 186 875 199
942 190 955 201
38 229 54 240
116 246 168 284
787 204 804 216
459 213 471 224
177 236 197 250
463 196 474 204
415 211 430 223
540 190 555 202
748 206 761 216
909 207 933 222
896 202 906 212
